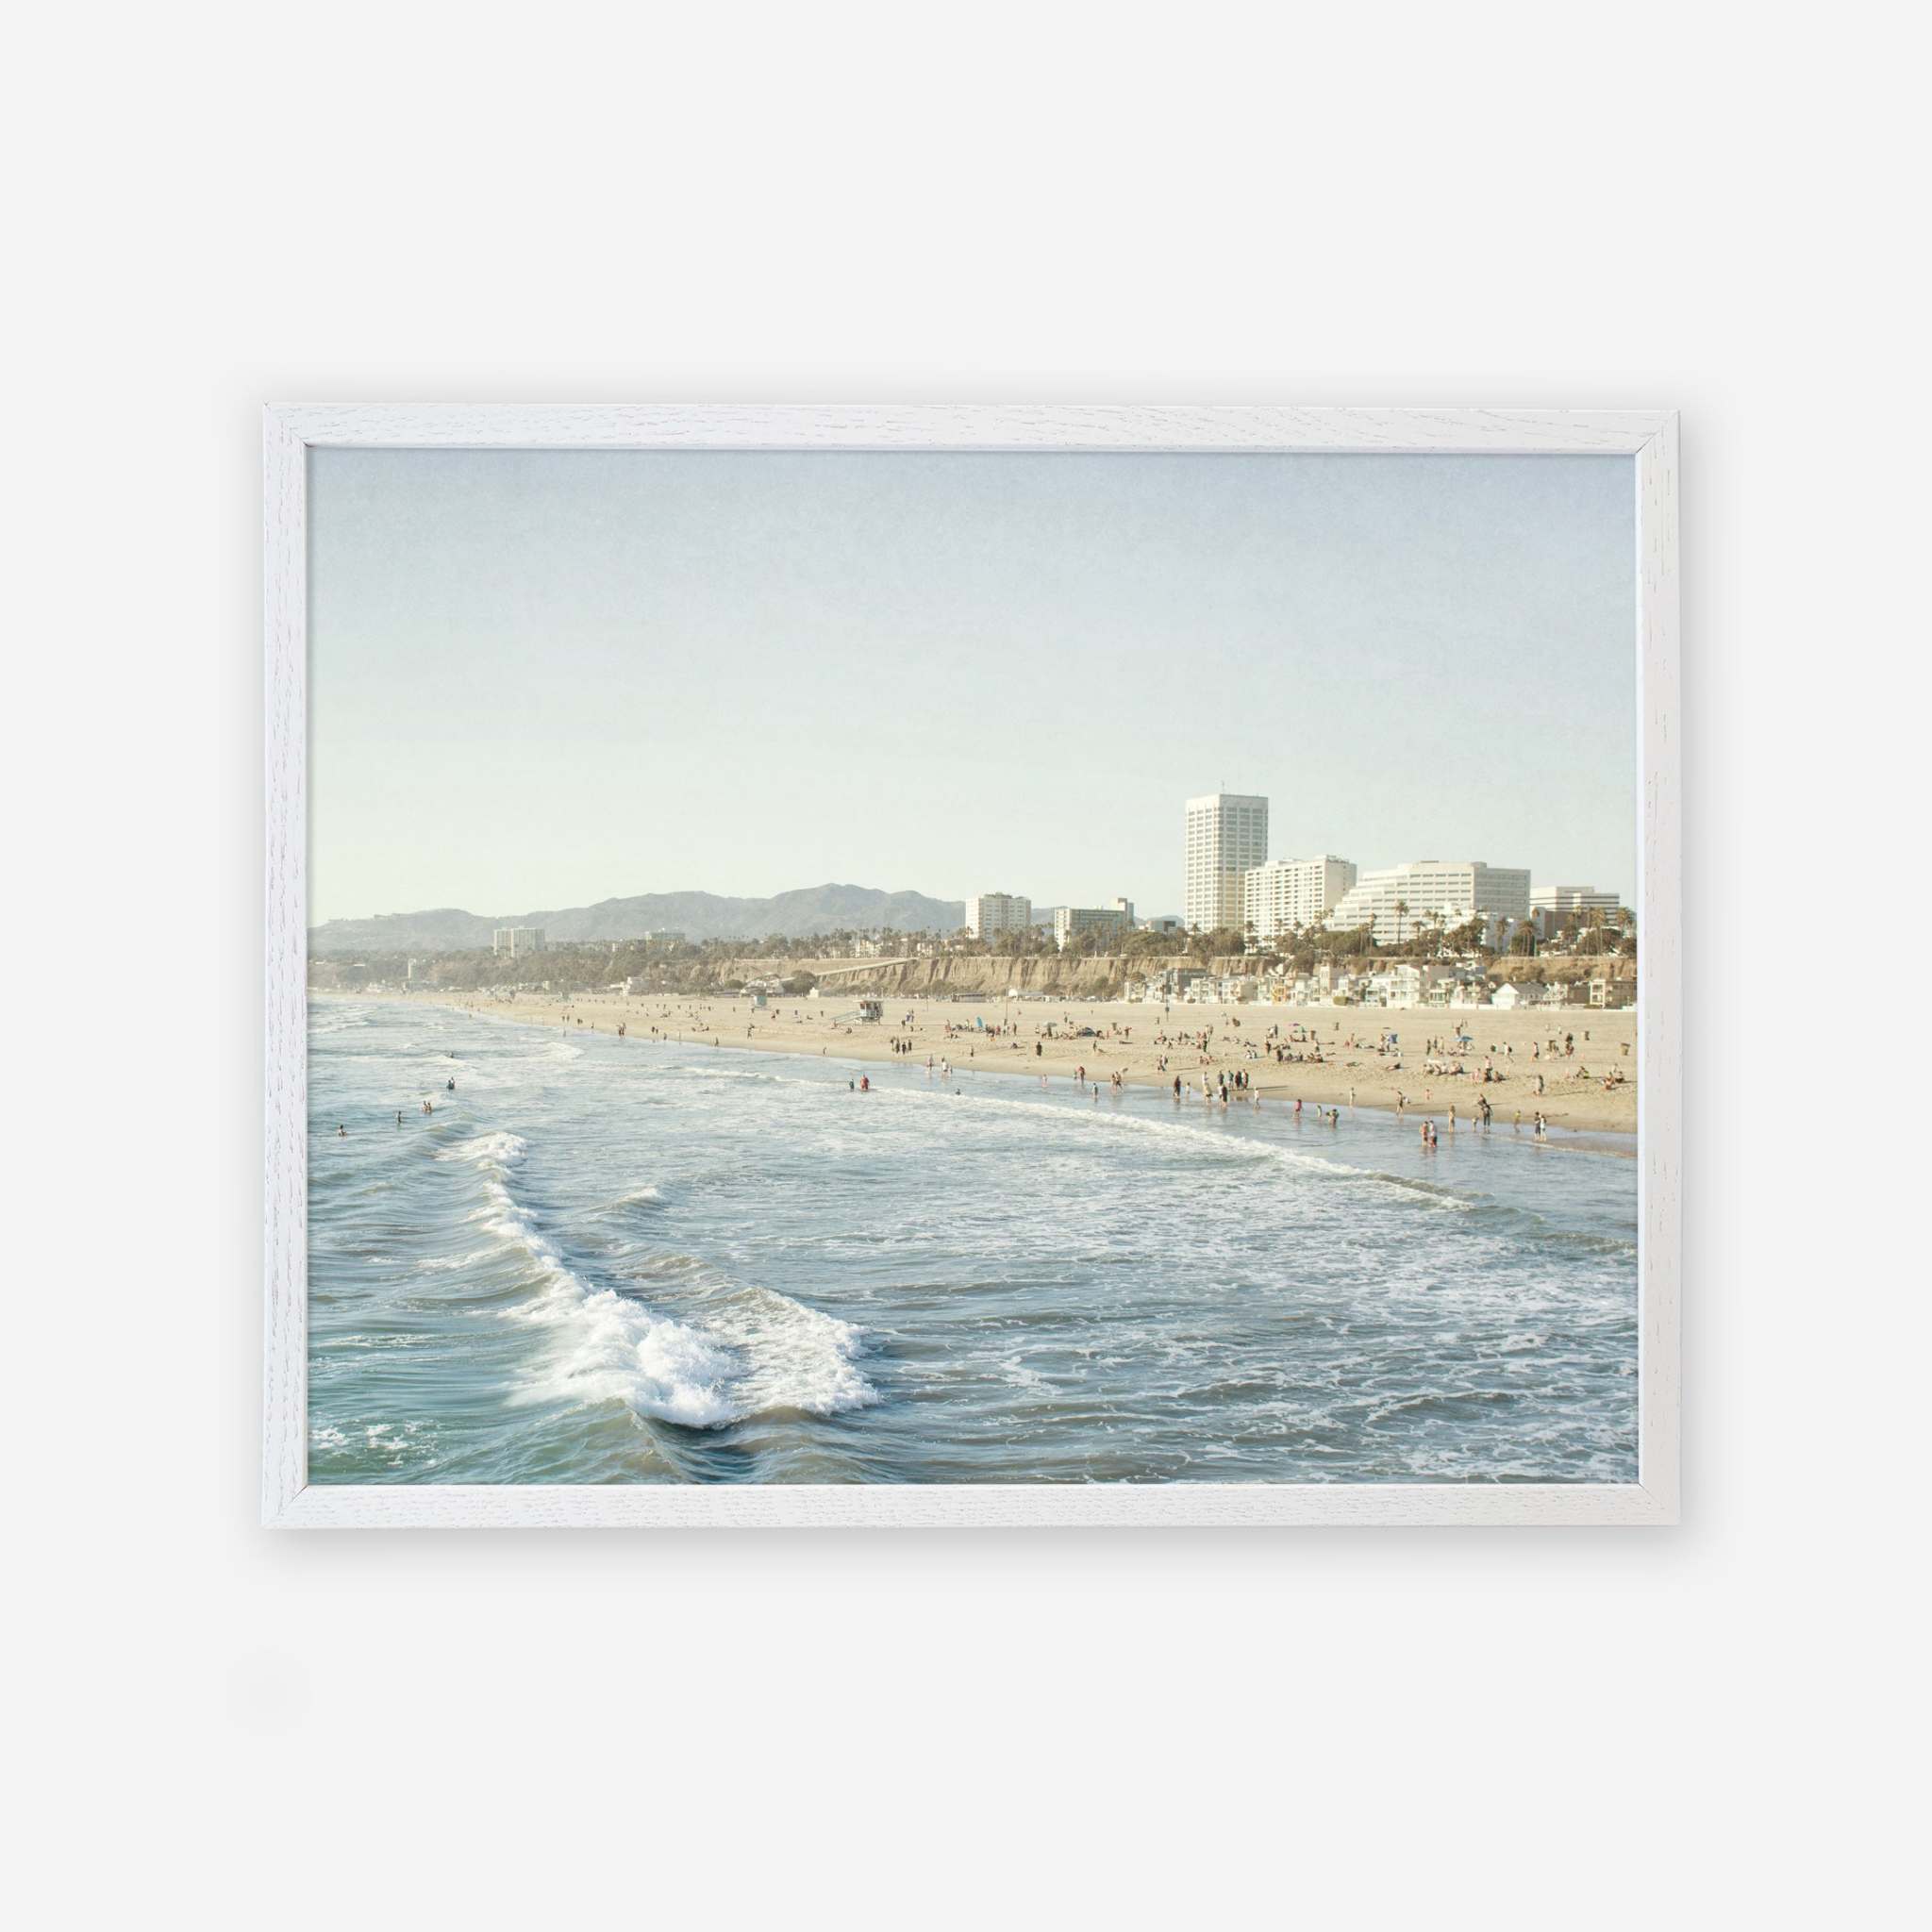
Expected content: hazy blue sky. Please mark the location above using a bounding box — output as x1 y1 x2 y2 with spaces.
308 449 1635 924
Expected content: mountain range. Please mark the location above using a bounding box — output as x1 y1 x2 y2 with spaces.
308 884 970 955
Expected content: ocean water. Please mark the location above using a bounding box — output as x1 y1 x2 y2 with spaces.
308 999 1640 1485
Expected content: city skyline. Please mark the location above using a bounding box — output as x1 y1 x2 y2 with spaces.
309 449 1637 924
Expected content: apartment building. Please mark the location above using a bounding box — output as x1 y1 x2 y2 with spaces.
964 891 1033 940
1241 855 1358 940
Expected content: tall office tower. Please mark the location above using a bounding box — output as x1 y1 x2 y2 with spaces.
1184 793 1269 932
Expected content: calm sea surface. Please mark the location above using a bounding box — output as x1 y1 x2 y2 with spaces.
308 998 1639 1484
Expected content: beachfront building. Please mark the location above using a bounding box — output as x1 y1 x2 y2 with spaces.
1490 980 1567 1010
1137 966 1206 1003
1325 861 1530 947
965 891 1032 940
1185 792 1268 932
1054 901 1134 950
1364 962 1454 1008
491 925 545 958
1241 855 1358 941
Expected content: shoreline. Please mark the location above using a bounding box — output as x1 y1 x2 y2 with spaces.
320 985 1640 1140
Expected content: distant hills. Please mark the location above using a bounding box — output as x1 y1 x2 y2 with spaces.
308 884 969 955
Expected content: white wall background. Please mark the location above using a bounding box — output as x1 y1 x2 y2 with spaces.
7 3 1917 1924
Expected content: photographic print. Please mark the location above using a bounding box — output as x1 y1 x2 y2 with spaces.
270 408 1677 1524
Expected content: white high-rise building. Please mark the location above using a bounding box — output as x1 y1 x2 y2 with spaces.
1325 861 1530 945
491 926 545 958
964 892 1032 939
1241 856 1358 941
1185 793 1268 933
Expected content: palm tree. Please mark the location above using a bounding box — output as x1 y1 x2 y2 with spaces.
1393 898 1408 950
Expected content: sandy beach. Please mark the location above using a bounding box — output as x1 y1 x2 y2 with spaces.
340 986 1639 1134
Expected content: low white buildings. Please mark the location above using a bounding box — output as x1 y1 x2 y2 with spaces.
1326 860 1531 946
1363 961 1454 1008
1489 980 1573 1010
965 892 1032 940
1241 855 1357 941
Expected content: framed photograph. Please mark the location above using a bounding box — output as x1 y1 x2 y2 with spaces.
263 405 1679 1526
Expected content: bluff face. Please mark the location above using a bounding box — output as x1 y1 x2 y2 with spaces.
308 884 968 955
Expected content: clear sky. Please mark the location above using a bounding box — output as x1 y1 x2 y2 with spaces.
308 449 1636 924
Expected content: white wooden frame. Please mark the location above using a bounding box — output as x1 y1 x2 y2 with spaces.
264 406 1679 1527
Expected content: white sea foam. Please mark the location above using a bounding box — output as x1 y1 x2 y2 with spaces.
457 1125 877 1427
437 1131 528 1167
509 1281 745 1425
873 1080 1475 1210
702 1286 879 1419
